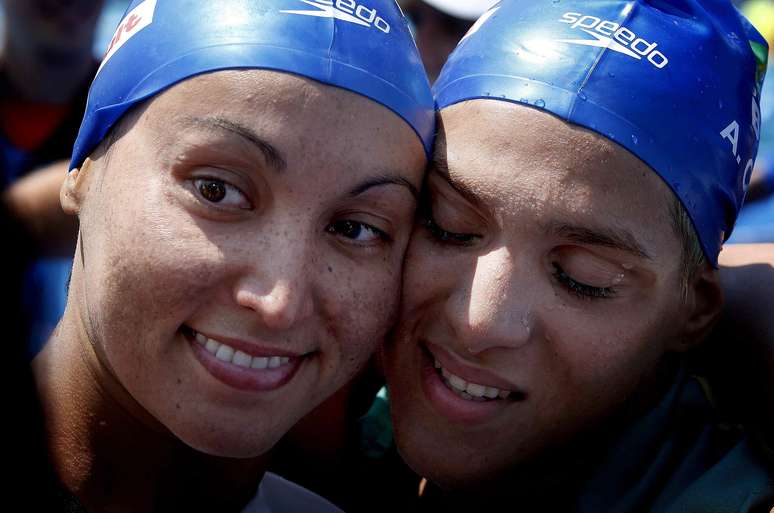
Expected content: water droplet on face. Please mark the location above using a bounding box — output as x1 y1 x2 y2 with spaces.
520 308 532 336
631 134 639 145
535 98 546 108
611 273 625 285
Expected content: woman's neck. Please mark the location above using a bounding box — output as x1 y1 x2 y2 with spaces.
32 308 268 513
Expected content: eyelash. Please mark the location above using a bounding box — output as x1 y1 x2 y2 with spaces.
552 263 616 300
326 220 391 245
421 202 479 246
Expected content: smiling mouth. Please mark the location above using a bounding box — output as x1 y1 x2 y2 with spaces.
434 359 513 402
186 327 294 370
424 345 526 403
181 325 309 392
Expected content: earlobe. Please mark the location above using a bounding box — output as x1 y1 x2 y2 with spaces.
670 266 724 352
60 158 94 215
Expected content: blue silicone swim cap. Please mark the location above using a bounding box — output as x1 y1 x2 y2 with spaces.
434 0 768 266
70 0 435 168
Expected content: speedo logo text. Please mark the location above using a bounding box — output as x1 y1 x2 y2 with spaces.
281 0 390 33
558 12 669 69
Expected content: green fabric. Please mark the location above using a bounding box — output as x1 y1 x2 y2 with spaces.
358 387 393 459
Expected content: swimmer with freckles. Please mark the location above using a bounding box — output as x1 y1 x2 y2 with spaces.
30 1 434 512
382 1 774 511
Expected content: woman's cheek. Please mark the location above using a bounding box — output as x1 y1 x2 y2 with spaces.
330 257 401 359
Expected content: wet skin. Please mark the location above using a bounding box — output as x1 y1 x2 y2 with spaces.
383 99 721 495
35 69 425 510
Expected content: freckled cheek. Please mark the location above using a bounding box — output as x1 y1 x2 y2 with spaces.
91 237 227 350
324 262 402 363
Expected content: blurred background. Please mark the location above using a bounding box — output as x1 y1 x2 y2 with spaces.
0 0 771 357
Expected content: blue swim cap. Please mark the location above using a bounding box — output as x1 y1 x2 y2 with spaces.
70 0 434 168
434 0 768 266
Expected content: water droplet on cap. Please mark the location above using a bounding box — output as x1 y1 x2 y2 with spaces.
535 98 546 108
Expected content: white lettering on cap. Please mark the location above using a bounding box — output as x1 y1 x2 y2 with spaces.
98 0 158 74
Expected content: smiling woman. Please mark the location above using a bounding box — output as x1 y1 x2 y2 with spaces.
30 1 433 512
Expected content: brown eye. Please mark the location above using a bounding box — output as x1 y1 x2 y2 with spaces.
199 179 226 203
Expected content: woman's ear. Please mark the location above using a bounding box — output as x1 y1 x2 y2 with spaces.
669 265 724 353
60 158 95 215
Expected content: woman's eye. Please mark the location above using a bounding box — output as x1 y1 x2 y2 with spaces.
552 263 616 300
193 178 251 209
423 215 478 246
326 220 388 243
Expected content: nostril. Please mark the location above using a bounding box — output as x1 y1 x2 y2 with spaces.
642 0 698 19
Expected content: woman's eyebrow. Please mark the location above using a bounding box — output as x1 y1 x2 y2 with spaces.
348 175 419 201
181 116 287 172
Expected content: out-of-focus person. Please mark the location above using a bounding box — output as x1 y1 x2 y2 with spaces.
0 0 102 188
399 0 497 81
0 0 105 355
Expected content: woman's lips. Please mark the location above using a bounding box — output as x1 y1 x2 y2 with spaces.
186 327 306 392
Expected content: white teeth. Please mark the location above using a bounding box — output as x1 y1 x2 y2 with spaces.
205 339 220 354
191 330 294 370
215 345 234 362
466 383 486 398
251 357 268 369
434 361 513 402
448 374 467 392
232 351 252 368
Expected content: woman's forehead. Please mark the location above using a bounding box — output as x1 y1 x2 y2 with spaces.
123 70 423 155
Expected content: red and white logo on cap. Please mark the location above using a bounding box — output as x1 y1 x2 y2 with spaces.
98 0 158 74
